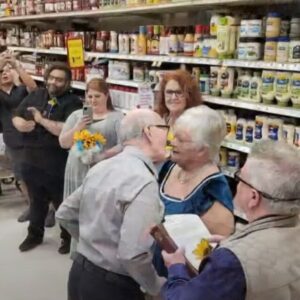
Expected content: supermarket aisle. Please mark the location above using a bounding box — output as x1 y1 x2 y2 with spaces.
0 184 71 300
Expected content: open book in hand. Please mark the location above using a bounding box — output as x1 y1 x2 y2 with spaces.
151 214 215 277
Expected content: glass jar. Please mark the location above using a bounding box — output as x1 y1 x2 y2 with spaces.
264 38 278 62
266 12 281 38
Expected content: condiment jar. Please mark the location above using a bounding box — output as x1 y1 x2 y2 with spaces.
276 36 289 63
266 12 281 38
264 38 277 62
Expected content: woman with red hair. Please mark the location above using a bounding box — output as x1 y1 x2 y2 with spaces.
156 69 202 126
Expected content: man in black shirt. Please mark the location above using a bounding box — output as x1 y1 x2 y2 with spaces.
0 53 37 221
13 62 82 254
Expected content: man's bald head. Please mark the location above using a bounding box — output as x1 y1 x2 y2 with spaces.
119 109 164 145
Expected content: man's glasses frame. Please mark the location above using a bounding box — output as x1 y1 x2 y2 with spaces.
234 170 299 203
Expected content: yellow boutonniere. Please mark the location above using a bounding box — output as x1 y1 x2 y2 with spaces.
48 98 58 107
165 130 174 151
192 239 213 260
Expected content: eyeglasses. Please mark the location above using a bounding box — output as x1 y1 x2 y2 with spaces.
165 90 184 98
234 170 299 203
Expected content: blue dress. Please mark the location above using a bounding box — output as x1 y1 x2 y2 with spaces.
153 161 234 277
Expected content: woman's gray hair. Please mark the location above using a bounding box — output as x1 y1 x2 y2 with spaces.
246 141 300 214
119 109 161 145
174 105 226 163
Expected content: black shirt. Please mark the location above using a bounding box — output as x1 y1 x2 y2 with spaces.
15 87 82 175
0 85 28 149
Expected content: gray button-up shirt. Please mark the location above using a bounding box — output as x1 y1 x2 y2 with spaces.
56 146 164 295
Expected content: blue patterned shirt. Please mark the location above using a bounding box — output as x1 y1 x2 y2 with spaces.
162 248 246 300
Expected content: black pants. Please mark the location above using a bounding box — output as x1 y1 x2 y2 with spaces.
68 253 145 300
21 163 70 241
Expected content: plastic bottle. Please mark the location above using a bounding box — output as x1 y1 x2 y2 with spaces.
177 27 185 55
261 70 276 104
184 26 194 57
210 14 221 37
217 16 230 58
151 25 160 55
275 71 291 107
218 67 235 98
239 70 252 101
130 32 139 55
236 118 247 141
138 25 147 55
193 25 202 57
159 26 168 55
168 27 178 56
110 31 118 53
276 36 290 63
249 71 262 103
290 72 300 108
199 73 210 95
146 25 153 55
123 32 130 55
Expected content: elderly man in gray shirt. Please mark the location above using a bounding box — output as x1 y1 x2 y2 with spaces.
56 109 169 300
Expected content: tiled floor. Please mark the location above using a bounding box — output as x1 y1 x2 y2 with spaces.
0 183 71 300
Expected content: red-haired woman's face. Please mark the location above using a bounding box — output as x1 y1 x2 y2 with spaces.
164 79 187 115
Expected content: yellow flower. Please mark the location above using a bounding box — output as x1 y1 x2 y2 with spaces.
192 239 213 260
165 130 174 151
94 132 107 145
73 129 106 150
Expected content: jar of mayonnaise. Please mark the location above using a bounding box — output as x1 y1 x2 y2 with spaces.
283 124 295 145
294 127 300 147
266 12 281 38
227 151 240 170
236 118 247 141
264 38 278 62
276 36 290 63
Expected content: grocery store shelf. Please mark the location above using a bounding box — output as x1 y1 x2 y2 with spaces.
71 81 86 90
106 78 140 88
32 74 86 90
86 52 221 66
0 0 293 23
223 59 300 72
115 107 130 114
9 46 67 55
10 46 300 71
10 46 221 65
221 167 236 178
221 140 252 153
204 96 300 118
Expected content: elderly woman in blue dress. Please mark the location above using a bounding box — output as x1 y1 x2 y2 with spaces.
154 105 234 276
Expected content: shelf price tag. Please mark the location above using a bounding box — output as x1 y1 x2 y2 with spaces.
136 82 154 109
67 38 85 69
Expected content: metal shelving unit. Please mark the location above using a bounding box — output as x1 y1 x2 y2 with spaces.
0 0 293 23
221 140 252 154
9 46 300 72
204 96 300 118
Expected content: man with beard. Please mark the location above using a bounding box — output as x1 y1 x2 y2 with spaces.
13 62 82 254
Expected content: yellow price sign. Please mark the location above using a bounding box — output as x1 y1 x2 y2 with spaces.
67 38 85 69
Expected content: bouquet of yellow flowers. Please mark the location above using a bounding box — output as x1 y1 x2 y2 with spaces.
73 129 106 165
